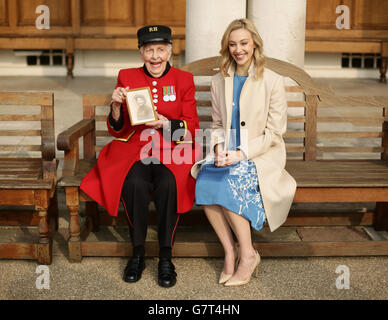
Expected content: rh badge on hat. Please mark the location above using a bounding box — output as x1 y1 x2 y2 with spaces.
137 25 172 48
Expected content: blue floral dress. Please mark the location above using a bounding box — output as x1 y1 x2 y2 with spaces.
195 74 266 231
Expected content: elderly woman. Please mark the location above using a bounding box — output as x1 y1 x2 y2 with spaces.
81 25 199 288
192 19 296 286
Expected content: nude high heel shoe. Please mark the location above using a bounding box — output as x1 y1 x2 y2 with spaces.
218 245 240 284
224 250 260 287
218 271 233 284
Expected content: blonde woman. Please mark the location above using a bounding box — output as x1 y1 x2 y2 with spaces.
192 19 296 286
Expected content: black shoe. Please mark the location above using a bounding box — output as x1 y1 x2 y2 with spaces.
123 255 145 283
158 257 177 288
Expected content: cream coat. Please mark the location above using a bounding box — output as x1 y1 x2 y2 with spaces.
191 63 297 232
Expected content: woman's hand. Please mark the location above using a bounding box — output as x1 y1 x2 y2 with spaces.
111 86 129 120
215 150 245 167
214 144 227 167
225 150 245 166
145 112 169 130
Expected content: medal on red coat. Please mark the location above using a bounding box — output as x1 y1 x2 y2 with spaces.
163 86 170 101
163 86 176 102
170 86 176 101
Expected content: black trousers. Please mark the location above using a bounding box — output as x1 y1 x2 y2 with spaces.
120 159 179 255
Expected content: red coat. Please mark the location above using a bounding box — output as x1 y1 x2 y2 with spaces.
80 66 201 216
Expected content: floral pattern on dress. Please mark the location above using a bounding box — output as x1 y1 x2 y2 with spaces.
227 160 266 230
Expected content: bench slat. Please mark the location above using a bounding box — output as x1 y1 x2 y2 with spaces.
318 132 382 138
317 146 384 153
0 179 52 189
286 146 305 153
288 116 305 122
0 130 41 136
195 85 210 91
0 114 41 121
0 158 42 168
96 130 110 137
0 173 42 180
286 160 388 187
287 160 388 168
0 145 42 152
0 167 41 173
196 100 211 107
95 115 107 122
284 131 305 138
198 115 212 122
318 117 386 124
0 92 53 106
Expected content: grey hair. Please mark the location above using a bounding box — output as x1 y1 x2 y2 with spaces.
139 43 172 54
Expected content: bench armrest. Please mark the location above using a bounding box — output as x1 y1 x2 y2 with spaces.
57 119 95 177
57 119 95 151
383 118 388 161
375 96 388 160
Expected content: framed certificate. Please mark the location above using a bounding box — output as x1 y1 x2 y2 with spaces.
125 87 158 126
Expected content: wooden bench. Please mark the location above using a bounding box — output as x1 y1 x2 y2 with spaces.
0 92 57 265
57 57 388 262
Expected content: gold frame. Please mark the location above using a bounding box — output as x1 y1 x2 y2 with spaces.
125 87 158 126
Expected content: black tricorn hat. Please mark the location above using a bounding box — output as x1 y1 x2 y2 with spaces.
137 25 172 48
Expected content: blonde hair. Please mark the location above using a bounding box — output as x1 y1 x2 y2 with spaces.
220 19 265 79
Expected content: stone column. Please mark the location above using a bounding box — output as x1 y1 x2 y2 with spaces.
247 0 307 68
185 0 246 64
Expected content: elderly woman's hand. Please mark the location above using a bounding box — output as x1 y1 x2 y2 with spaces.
111 86 129 120
145 112 169 130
